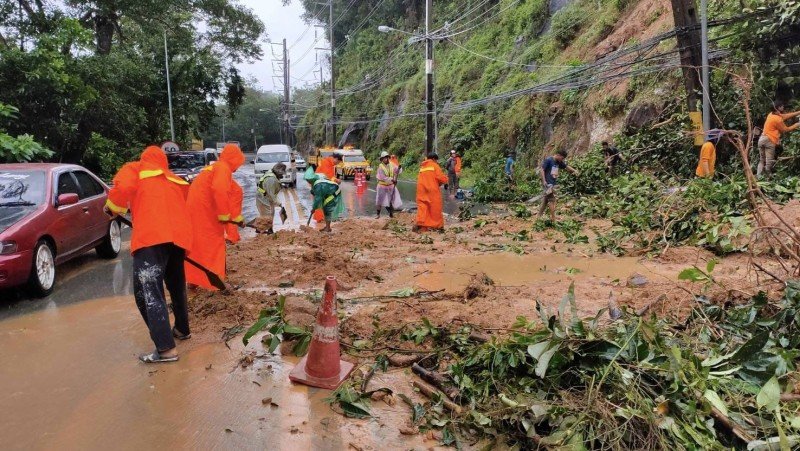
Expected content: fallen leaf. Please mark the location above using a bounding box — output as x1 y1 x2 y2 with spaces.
262 397 272 405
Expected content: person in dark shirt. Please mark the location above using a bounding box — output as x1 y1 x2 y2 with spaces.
602 141 622 175
538 149 579 221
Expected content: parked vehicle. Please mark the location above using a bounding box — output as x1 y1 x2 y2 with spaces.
0 164 121 297
167 151 208 183
253 144 297 187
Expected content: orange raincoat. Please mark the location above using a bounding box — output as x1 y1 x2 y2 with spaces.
416 158 448 229
106 146 192 253
185 144 245 289
225 180 244 244
313 156 339 222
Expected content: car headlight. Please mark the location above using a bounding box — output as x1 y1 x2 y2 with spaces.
0 241 18 255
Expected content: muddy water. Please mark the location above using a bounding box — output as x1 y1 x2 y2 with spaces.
0 296 426 450
395 252 646 292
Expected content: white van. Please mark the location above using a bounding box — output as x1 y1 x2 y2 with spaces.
254 144 297 187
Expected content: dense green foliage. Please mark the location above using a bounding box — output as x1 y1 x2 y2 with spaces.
0 0 265 176
0 103 51 163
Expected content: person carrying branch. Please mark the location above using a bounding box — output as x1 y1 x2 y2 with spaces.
104 145 193 363
757 101 800 178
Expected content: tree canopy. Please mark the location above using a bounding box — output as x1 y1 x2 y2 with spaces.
0 0 265 176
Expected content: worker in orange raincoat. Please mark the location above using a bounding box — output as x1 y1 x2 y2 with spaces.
415 153 449 231
225 180 244 244
312 153 342 223
104 145 193 363
185 143 246 290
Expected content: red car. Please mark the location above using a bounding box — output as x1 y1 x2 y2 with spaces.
0 164 121 296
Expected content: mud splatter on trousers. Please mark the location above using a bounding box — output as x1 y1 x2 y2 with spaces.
132 243 189 352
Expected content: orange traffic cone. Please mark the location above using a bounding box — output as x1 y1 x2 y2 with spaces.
289 276 354 389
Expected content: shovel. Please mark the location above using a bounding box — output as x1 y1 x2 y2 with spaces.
117 216 228 291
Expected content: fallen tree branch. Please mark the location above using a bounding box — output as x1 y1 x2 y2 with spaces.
412 380 462 414
412 363 460 401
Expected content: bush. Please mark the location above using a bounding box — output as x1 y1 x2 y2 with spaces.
550 6 586 48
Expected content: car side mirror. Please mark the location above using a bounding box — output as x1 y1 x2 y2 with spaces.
57 193 79 206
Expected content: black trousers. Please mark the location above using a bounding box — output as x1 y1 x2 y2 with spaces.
132 243 189 352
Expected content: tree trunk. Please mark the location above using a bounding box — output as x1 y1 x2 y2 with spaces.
93 14 116 55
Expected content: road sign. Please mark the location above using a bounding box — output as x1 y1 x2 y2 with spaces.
161 141 180 153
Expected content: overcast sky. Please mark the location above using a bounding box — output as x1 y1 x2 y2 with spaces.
236 0 328 93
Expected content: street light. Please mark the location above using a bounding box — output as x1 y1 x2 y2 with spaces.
378 3 435 156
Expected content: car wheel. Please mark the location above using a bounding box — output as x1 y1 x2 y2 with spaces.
96 219 122 259
27 240 56 297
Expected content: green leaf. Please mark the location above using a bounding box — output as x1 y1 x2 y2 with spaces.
292 335 311 356
283 324 307 335
731 331 770 363
268 334 281 353
756 376 781 411
528 341 549 360
535 345 558 378
678 267 707 282
706 259 717 273
703 390 728 416
242 316 270 345
389 287 416 297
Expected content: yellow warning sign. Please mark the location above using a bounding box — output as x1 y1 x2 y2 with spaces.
689 111 704 146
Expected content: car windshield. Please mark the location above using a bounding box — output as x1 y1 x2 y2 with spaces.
0 170 46 207
343 155 366 163
257 153 290 163
168 153 206 170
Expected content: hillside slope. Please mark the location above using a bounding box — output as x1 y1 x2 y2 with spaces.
296 0 679 172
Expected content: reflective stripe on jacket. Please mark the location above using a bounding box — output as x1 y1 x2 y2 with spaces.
106 146 192 253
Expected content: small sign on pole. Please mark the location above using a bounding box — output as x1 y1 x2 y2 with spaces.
161 141 180 153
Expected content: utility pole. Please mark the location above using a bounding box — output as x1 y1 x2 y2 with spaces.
670 0 702 114
700 0 710 131
329 0 337 148
425 0 434 156
163 30 176 142
282 38 291 147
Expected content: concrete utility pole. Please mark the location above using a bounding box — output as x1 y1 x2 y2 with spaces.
425 0 434 156
282 38 292 147
670 0 703 114
329 0 337 148
700 0 710 131
163 30 176 142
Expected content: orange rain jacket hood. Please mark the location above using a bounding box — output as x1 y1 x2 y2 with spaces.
220 144 246 172
184 143 245 289
106 146 192 253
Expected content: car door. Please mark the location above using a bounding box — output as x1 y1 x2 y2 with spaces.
52 171 85 258
72 170 108 245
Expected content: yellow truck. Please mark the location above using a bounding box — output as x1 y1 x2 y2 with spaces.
335 149 372 180
307 146 336 169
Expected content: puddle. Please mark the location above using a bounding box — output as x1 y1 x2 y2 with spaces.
393 252 646 293
0 296 427 450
